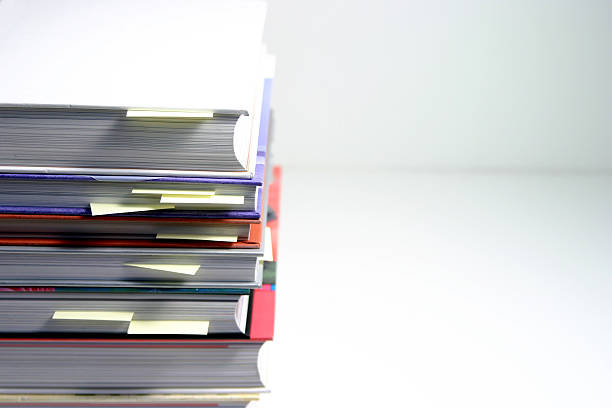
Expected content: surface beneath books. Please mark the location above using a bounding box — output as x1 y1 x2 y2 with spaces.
262 167 612 408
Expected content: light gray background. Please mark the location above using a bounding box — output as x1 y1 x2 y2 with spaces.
257 1 612 407
265 0 612 170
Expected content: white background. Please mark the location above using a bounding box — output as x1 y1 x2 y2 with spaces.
266 0 612 170
258 1 612 407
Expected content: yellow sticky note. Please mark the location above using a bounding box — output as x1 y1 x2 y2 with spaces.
126 109 214 118
124 263 200 275
127 320 209 335
156 233 238 242
160 194 244 205
90 203 175 216
263 226 274 261
52 311 134 321
131 189 215 196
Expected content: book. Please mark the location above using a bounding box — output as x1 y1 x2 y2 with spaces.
0 214 263 247
0 393 260 407
0 0 270 178
0 289 250 336
0 338 266 393
0 245 265 288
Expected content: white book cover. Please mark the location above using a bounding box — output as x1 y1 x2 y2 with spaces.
0 0 266 113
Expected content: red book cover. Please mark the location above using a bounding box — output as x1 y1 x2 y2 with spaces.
0 236 261 249
268 166 282 262
0 214 264 249
249 284 276 341
249 166 281 340
0 213 259 225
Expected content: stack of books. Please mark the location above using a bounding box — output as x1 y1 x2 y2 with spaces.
0 1 278 407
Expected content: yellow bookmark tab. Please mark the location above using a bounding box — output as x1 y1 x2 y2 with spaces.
90 203 175 216
126 109 214 119
124 263 200 275
131 189 215 196
156 233 238 242
127 320 209 335
160 194 244 205
52 311 134 321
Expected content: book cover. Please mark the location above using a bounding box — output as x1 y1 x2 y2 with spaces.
249 166 281 340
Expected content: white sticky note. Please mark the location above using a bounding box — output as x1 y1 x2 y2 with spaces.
90 203 175 216
126 109 214 118
131 189 215 196
160 194 244 205
52 311 134 321
156 233 238 242
127 320 209 335
263 226 273 261
124 263 200 275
